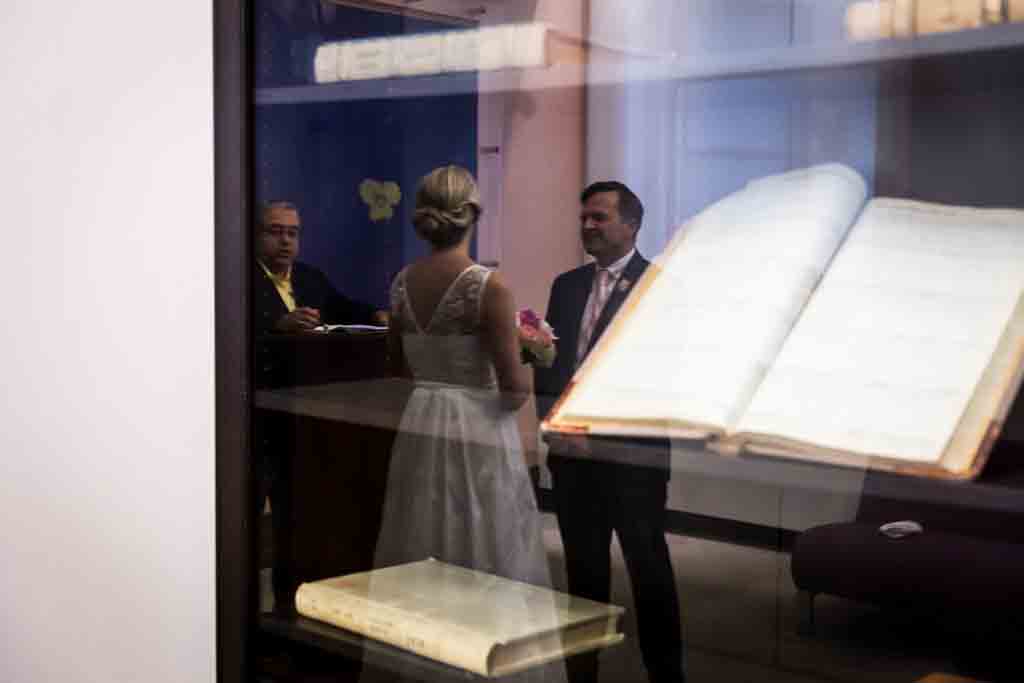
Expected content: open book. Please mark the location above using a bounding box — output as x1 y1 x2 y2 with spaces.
543 164 1024 479
295 558 625 678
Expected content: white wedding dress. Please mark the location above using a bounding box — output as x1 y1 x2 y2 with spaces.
363 263 566 683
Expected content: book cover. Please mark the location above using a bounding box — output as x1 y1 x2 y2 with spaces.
295 558 625 677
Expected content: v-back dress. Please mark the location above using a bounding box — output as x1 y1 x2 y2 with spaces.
372 264 552 586
362 264 567 683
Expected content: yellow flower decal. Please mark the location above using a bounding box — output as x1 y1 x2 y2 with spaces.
359 179 402 222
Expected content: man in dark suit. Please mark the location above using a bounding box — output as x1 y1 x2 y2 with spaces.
254 199 382 335
535 182 684 683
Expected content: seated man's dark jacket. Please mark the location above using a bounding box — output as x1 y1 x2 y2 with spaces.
254 260 377 334
254 261 378 388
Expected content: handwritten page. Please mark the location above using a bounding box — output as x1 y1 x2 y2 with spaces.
738 199 1024 462
555 164 867 434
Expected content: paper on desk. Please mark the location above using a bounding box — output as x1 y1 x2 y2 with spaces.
314 324 388 334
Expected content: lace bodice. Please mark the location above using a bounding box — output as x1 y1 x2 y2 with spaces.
391 264 498 388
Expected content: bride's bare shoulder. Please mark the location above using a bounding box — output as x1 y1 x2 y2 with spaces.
479 269 516 318
481 267 509 292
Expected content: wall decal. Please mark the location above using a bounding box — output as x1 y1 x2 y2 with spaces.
359 178 402 222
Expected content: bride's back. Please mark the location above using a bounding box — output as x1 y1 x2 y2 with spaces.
391 261 497 388
400 257 477 333
392 165 528 407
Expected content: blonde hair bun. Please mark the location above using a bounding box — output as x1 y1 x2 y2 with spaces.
413 165 481 248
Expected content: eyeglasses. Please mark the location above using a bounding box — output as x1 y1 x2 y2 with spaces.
261 225 300 239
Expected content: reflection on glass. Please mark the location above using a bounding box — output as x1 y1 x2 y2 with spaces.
246 2 1024 682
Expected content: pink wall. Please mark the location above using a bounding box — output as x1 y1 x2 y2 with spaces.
497 0 588 462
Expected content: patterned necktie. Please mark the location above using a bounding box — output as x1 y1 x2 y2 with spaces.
577 268 613 364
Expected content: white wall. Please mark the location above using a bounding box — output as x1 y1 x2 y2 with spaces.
585 0 872 528
587 0 878 256
0 3 215 682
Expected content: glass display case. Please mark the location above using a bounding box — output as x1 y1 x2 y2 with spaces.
215 2 1024 682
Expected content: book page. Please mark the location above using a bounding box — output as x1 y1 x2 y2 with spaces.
553 164 867 435
737 199 1024 464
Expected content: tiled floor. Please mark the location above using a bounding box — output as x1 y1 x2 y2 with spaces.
261 513 1014 682
539 517 1007 683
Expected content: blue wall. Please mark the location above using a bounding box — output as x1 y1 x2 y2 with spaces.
254 1 477 308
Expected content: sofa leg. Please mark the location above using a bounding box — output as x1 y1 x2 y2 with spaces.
797 590 816 636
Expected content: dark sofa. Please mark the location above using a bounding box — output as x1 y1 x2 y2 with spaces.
791 441 1024 629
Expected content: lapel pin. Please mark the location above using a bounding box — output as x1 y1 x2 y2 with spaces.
617 278 631 293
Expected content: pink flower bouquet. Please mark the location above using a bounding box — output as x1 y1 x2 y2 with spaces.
516 308 557 368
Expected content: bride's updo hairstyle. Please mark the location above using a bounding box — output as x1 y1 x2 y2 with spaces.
413 165 482 249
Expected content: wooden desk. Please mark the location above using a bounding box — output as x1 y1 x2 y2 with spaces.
255 378 413 611
254 330 390 389
252 328 399 611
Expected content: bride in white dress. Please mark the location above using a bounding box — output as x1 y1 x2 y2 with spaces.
363 166 566 683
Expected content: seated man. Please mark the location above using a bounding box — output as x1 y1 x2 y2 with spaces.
253 200 388 609
255 199 386 333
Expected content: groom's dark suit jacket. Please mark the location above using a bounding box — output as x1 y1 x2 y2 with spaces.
535 252 670 479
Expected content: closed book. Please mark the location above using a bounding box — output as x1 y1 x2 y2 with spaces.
295 558 625 678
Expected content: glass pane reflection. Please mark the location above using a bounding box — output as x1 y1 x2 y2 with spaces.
248 2 1024 682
